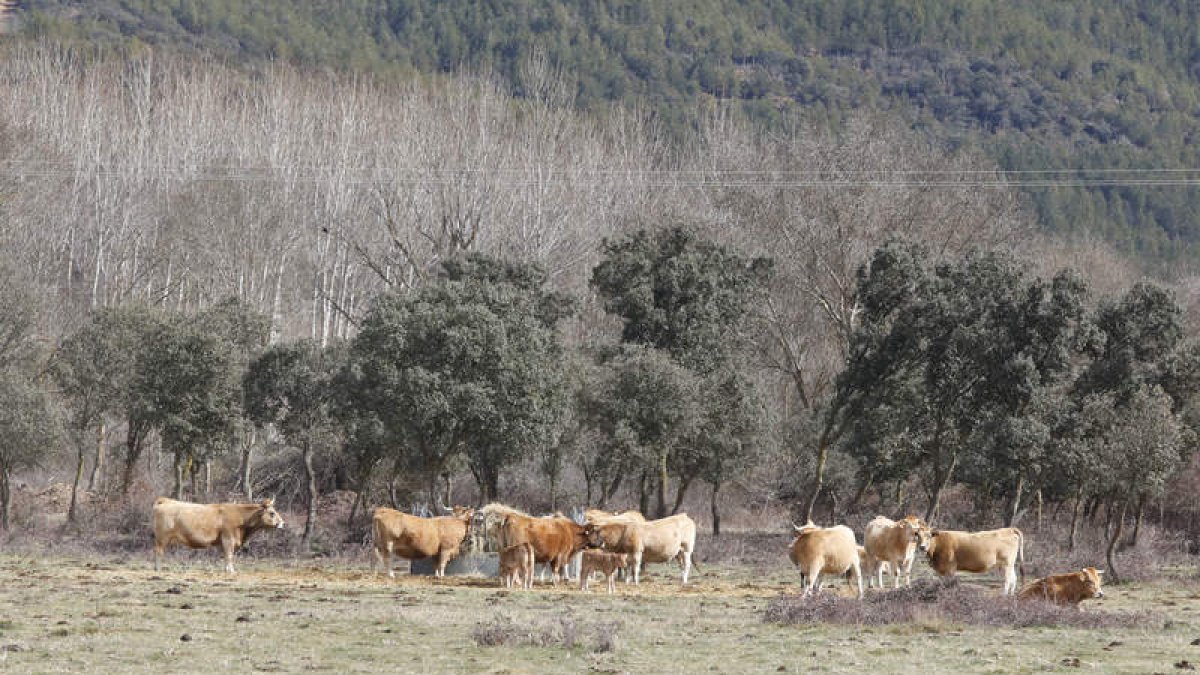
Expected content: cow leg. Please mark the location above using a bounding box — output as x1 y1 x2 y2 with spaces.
679 550 692 586
580 568 589 592
607 571 616 594
380 543 394 579
877 563 886 590
153 541 165 572
1003 564 1017 595
851 561 864 599
632 552 643 585
436 551 450 578
222 539 236 574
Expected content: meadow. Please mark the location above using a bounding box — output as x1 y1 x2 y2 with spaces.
0 546 1197 674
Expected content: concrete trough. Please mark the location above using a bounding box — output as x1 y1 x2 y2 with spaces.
409 551 499 577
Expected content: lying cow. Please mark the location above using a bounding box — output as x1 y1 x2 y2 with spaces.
1019 567 1104 607
924 527 1025 595
478 504 588 583
584 512 697 585
863 515 931 589
499 542 535 589
788 520 863 598
580 549 629 594
152 497 285 574
372 505 474 578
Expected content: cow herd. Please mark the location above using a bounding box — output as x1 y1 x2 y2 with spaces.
149 497 1105 607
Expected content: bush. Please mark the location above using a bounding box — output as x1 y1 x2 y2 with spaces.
472 613 619 652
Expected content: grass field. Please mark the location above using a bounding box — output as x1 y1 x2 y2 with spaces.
0 551 1197 674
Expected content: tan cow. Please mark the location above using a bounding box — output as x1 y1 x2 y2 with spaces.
478 504 588 583
584 512 697 585
1019 567 1104 606
856 545 892 589
372 505 475 578
583 508 645 523
788 521 863 598
499 542 535 589
924 527 1025 595
863 515 931 589
152 497 285 573
579 549 629 594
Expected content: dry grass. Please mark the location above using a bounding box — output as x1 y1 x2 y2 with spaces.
0 551 1198 674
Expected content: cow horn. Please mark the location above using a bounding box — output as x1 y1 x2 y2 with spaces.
1094 569 1105 575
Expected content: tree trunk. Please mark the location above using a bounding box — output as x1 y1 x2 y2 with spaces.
656 451 669 519
0 465 9 530
603 473 623 507
802 433 830 523
846 472 874 512
348 486 365 531
924 450 958 524
1004 475 1025 528
69 436 86 524
710 481 721 537
1130 495 1146 547
443 472 453 508
87 421 105 493
303 440 318 542
671 475 693 515
121 421 145 496
388 470 399 509
638 471 650 516
238 430 255 501
1105 499 1128 584
1035 489 1043 531
172 452 185 500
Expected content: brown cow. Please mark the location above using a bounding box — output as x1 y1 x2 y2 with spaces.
924 527 1025 595
788 521 863 598
1019 567 1104 607
584 513 697 585
863 515 931 589
580 550 629 594
372 505 475 578
152 497 285 574
499 542 535 589
478 504 588 584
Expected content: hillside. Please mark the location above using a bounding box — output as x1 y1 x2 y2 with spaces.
15 0 1200 268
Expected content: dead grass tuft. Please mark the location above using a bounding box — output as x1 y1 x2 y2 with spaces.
764 579 1161 629
472 612 620 652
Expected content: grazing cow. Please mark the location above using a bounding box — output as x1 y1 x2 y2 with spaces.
372 505 475 578
788 521 863 598
478 504 588 584
580 550 629 594
499 542 535 589
924 527 1025 595
863 515 932 589
1019 567 1104 607
584 513 697 585
152 497 285 574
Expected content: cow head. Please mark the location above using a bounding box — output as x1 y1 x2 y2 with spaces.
583 522 616 549
258 499 285 529
1080 567 1105 599
902 516 933 553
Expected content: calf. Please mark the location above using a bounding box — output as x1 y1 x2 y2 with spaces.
580 550 629 594
499 542 535 589
1019 567 1104 607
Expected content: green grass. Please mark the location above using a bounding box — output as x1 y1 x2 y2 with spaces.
0 553 1196 673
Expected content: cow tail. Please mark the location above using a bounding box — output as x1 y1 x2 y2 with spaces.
1016 528 1025 583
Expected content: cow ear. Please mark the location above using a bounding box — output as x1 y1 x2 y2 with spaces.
261 498 274 508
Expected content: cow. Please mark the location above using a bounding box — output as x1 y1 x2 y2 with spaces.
788 520 863 598
924 527 1025 595
1019 567 1104 607
152 497 285 574
372 505 475 578
579 550 629 594
583 508 645 523
583 512 697 585
478 504 588 584
498 542 535 589
863 515 932 589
